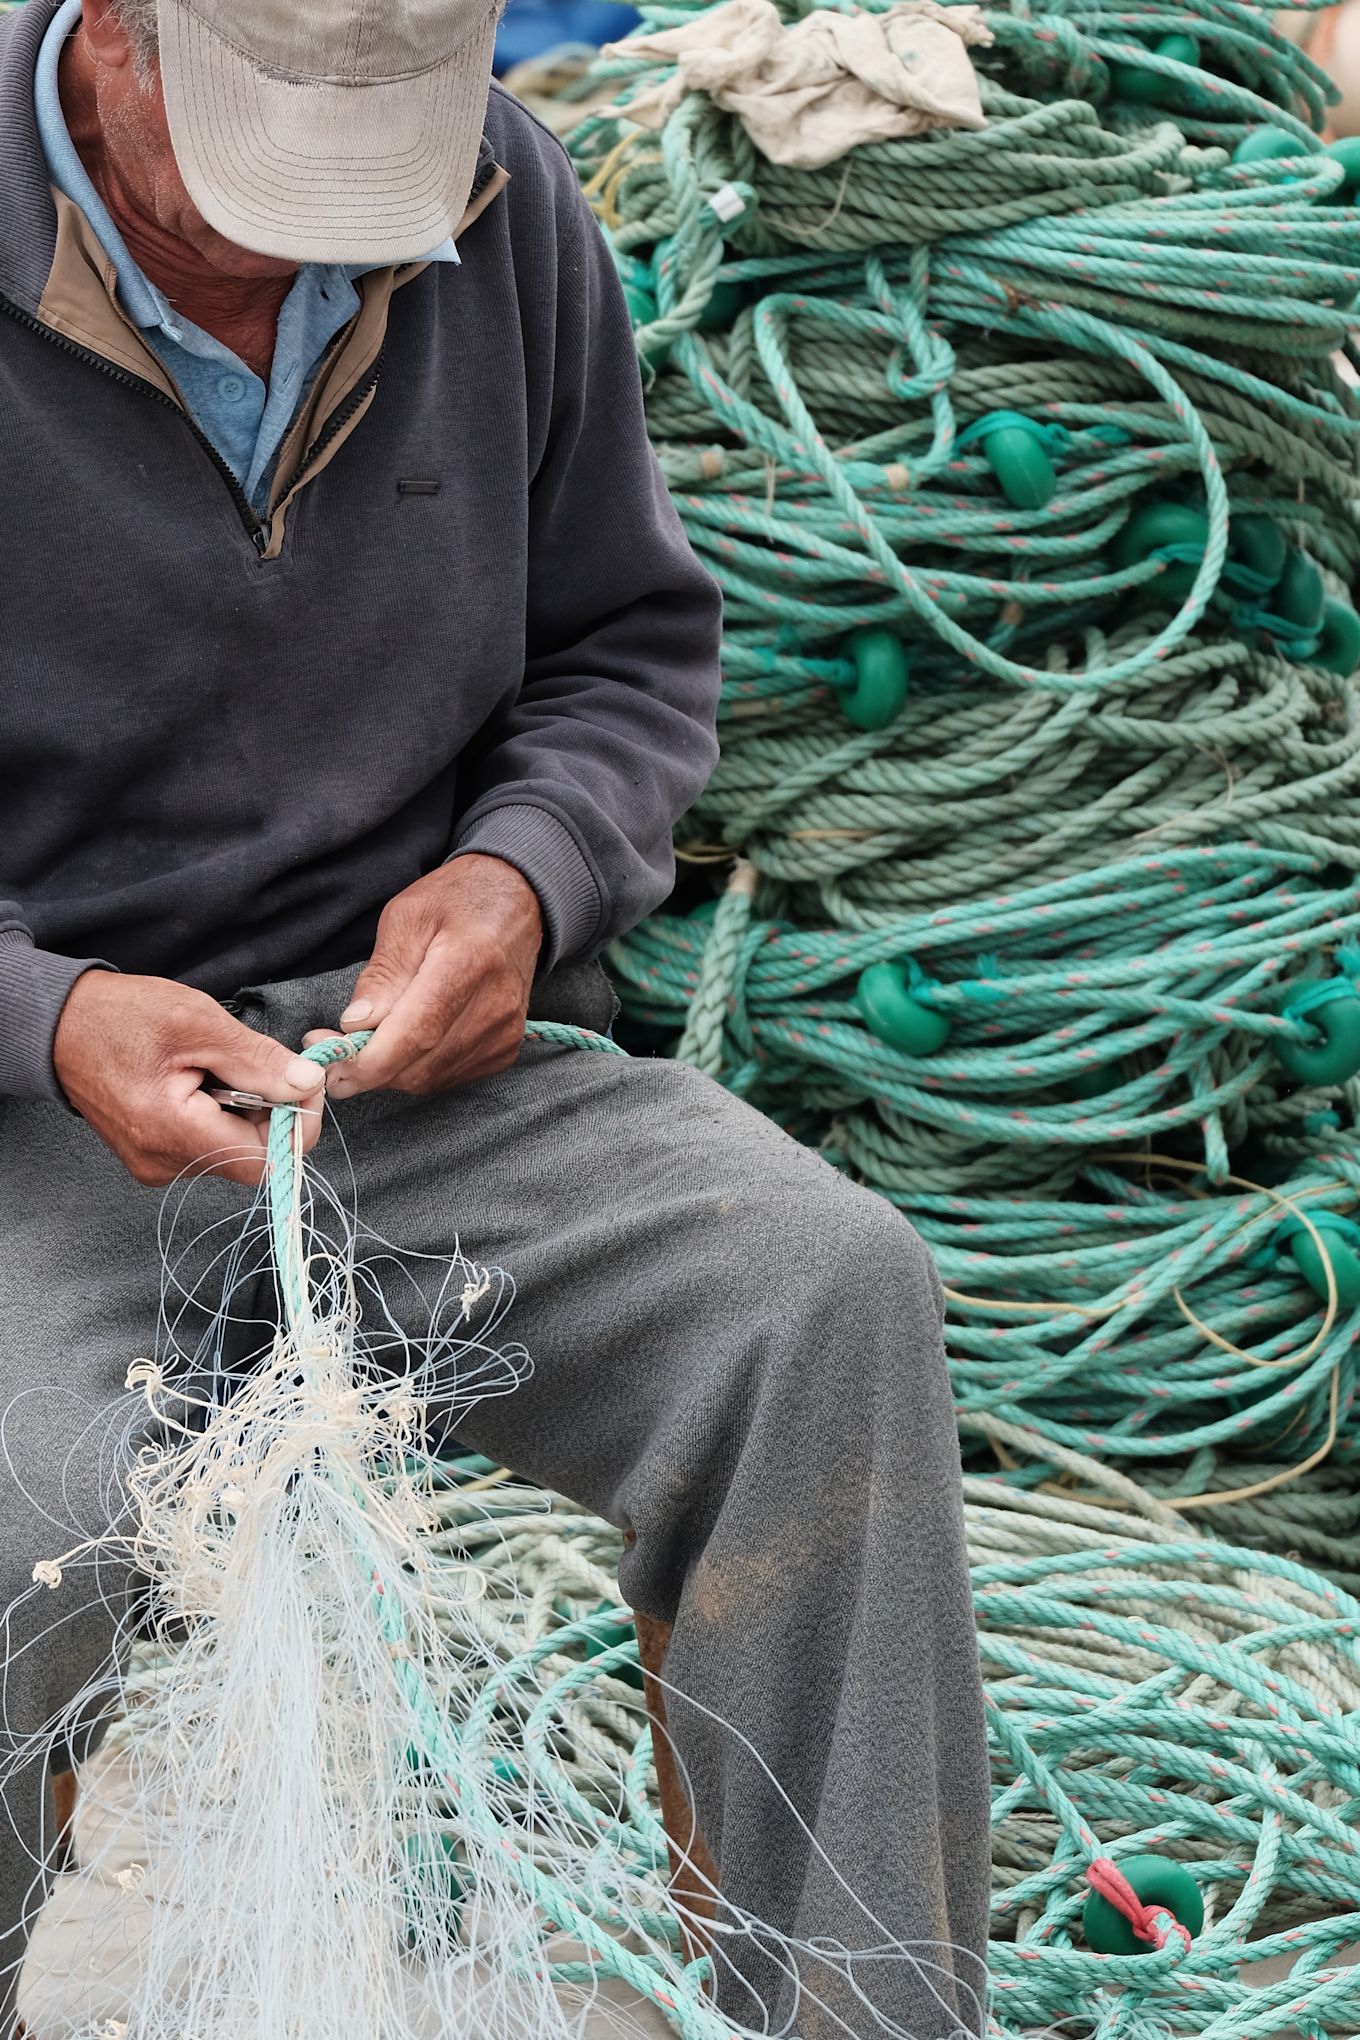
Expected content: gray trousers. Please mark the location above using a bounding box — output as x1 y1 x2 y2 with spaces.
0 965 988 2039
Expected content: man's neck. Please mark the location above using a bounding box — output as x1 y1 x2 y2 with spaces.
58 32 295 381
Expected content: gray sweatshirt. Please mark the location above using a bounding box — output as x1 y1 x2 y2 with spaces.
0 0 721 1099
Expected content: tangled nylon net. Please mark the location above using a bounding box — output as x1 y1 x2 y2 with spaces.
7 1034 726 2040
10 1035 957 2040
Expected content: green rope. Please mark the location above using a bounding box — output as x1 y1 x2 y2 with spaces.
549 9 1360 2024
566 0 1360 1493
524 1019 628 1054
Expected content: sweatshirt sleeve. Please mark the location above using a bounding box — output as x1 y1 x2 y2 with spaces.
0 909 103 1100
450 142 722 969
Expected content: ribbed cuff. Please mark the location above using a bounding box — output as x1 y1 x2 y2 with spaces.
0 937 106 1101
450 804 603 969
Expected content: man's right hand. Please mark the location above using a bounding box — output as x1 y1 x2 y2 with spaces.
53 971 326 1188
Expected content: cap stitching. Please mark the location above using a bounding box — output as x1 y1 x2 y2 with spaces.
168 16 487 246
343 0 365 86
178 3 464 180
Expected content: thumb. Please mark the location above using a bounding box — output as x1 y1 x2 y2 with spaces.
188 1006 324 1104
339 902 431 1033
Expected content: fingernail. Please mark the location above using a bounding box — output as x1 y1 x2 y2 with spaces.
340 1001 373 1028
286 1056 323 1092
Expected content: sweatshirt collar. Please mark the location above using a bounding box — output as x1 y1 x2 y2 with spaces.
34 0 459 343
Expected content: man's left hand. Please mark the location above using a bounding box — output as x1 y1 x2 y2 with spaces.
307 856 543 1099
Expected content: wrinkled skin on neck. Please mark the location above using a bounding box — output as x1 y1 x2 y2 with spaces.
62 0 299 376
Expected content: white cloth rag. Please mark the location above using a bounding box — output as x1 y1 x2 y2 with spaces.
608 0 992 170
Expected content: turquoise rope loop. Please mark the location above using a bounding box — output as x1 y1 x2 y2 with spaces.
265 1020 625 1292
524 1020 628 1056
266 1029 371 1328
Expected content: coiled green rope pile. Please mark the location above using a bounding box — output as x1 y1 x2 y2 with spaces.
443 1437 1360 2040
496 4 1360 2028
963 1423 1360 2039
563 0 1360 1511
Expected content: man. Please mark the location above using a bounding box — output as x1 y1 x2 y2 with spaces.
0 0 989 2032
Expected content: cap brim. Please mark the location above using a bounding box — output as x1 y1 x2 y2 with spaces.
159 0 498 265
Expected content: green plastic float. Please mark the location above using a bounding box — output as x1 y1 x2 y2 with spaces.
856 961 951 1055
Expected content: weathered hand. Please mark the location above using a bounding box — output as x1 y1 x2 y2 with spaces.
53 970 325 1188
312 856 544 1100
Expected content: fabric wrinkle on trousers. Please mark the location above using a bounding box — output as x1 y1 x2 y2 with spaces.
0 962 989 2040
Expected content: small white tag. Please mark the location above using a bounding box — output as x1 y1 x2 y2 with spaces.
707 182 746 223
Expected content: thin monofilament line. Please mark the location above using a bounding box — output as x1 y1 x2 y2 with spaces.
12 1021 975 2040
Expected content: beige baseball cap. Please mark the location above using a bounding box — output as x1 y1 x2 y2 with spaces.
157 0 501 264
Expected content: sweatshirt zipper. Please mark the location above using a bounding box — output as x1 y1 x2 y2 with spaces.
289 351 384 492
0 290 268 554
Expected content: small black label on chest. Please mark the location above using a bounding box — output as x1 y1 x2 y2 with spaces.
397 477 442 496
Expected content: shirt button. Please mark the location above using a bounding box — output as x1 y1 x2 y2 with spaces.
218 373 246 402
